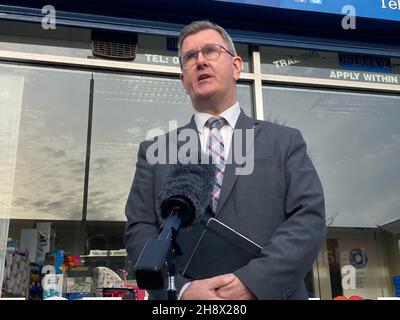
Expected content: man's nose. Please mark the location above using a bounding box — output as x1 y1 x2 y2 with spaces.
196 50 208 67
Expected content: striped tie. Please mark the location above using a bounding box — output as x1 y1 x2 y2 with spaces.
206 116 227 213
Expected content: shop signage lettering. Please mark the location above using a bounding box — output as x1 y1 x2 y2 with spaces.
330 71 360 80
167 37 179 52
144 54 180 65
381 0 400 10
88 249 127 256
330 70 399 83
272 51 319 69
273 58 300 68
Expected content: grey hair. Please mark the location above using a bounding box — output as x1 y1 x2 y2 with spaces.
178 20 237 57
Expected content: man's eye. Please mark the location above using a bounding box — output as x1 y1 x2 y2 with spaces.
204 46 217 55
184 52 197 61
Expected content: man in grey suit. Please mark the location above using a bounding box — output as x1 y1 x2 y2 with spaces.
124 20 326 300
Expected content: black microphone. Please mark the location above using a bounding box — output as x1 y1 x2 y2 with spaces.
134 163 214 290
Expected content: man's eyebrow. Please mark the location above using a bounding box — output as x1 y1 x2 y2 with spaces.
183 43 219 52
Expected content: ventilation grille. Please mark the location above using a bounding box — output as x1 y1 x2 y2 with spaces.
91 30 137 61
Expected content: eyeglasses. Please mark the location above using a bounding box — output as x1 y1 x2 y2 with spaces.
179 43 235 68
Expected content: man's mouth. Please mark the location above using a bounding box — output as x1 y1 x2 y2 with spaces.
198 74 212 81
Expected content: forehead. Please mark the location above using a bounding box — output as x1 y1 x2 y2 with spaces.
181 29 225 52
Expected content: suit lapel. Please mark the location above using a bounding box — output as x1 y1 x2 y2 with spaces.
156 116 199 201
175 115 201 157
215 110 260 216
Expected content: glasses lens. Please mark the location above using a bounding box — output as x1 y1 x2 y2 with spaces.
182 51 197 67
202 45 220 60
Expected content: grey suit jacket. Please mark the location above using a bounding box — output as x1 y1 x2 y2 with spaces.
124 110 326 300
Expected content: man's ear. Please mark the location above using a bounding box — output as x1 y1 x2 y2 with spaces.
180 73 188 94
232 56 243 81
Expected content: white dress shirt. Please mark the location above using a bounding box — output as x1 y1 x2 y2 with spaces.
194 102 241 161
178 102 241 299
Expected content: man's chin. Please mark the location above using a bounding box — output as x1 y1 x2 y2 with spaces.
194 97 216 108
193 90 218 103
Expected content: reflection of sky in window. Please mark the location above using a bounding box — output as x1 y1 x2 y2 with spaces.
263 86 400 227
6 65 89 220
3 61 252 222
87 74 193 221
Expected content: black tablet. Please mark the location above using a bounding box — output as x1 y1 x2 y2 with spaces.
182 218 262 280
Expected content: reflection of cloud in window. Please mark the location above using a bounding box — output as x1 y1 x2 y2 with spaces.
263 86 400 228
310 94 400 116
10 69 88 221
86 74 193 221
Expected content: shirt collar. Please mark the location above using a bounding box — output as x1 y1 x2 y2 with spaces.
194 102 241 133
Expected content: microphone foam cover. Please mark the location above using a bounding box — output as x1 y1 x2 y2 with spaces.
156 164 215 227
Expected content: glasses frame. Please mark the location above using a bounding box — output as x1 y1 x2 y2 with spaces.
179 43 235 69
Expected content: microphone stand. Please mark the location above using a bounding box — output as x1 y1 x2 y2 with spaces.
134 205 185 295
166 256 178 300
156 207 182 300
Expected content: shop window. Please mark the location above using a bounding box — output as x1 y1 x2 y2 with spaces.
0 60 254 299
263 85 400 299
2 63 89 221
263 85 400 228
0 63 91 299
